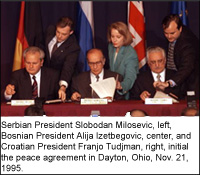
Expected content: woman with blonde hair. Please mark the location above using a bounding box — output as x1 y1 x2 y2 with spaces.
107 21 139 99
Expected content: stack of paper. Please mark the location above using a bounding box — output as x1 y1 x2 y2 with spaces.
90 77 116 99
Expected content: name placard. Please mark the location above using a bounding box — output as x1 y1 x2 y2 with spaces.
145 98 173 105
81 98 108 105
11 100 35 106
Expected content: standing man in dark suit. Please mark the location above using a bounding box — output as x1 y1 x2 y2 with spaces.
156 14 199 99
130 46 181 101
71 48 124 101
44 17 80 100
4 46 64 101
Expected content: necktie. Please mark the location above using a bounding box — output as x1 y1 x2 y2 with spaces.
167 42 177 71
51 41 58 56
157 73 161 82
92 75 100 98
96 75 100 82
32 76 38 99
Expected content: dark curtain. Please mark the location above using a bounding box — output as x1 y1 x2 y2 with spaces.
1 1 199 99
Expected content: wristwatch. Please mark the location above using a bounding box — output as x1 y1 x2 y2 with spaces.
167 81 171 87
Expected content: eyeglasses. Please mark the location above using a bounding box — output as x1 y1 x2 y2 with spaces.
88 61 102 66
149 59 164 65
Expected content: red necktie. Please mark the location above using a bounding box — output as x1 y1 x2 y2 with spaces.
32 76 38 99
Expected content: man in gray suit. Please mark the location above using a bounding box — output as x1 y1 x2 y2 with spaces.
71 48 124 101
4 46 65 101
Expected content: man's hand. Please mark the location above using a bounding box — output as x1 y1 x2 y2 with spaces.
153 81 169 91
71 92 81 101
116 81 122 90
104 96 113 100
5 84 16 95
140 91 151 101
58 85 66 101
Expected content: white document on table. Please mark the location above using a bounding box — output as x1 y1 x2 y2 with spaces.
154 90 179 103
90 77 116 99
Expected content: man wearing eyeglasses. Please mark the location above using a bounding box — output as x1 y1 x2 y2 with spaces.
71 48 124 101
129 46 182 101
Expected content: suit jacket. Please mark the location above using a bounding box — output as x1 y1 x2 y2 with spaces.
108 43 139 99
44 25 80 84
9 67 60 100
71 69 124 100
129 69 182 100
169 25 199 98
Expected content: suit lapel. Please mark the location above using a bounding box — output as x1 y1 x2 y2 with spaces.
109 45 116 71
86 72 92 97
46 35 54 64
23 69 32 99
79 72 93 98
51 35 73 58
103 69 111 79
148 70 156 96
40 67 48 98
114 46 125 70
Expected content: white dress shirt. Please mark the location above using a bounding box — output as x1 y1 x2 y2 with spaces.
90 69 104 83
151 69 166 82
48 36 68 88
48 36 64 58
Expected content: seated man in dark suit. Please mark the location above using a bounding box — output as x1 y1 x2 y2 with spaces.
4 46 64 101
71 48 124 101
130 46 181 101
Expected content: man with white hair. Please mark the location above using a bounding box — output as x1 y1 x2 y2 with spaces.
130 46 182 101
4 46 64 101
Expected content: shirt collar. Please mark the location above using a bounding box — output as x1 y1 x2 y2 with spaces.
30 69 41 79
90 68 104 79
54 36 66 46
151 69 166 81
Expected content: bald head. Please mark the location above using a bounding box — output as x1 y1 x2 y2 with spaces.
87 48 105 75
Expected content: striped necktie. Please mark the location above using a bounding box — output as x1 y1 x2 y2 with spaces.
157 73 161 82
32 76 38 99
167 42 177 71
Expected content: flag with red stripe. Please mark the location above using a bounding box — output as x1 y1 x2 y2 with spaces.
128 1 146 69
13 1 43 71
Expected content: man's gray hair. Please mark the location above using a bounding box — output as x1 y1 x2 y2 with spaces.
23 46 45 60
146 46 166 62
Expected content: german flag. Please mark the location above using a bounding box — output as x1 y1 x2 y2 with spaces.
13 1 44 71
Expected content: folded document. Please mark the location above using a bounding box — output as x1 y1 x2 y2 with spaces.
90 77 116 99
153 91 179 103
